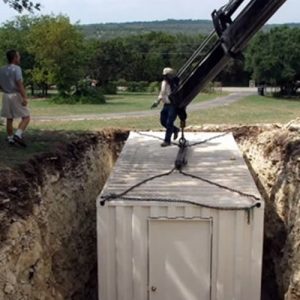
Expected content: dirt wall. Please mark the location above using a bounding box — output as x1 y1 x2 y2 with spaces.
0 126 300 300
188 123 300 299
237 125 300 300
0 130 128 300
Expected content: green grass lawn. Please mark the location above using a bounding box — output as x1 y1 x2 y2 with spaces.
0 92 220 116
24 94 300 131
1 94 299 168
187 94 300 124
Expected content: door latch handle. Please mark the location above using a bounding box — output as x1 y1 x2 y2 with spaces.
151 286 157 292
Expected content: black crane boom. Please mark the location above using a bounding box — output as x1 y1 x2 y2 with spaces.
170 0 287 120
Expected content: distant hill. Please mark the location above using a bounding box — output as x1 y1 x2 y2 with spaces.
79 19 300 40
79 19 213 39
267 23 300 30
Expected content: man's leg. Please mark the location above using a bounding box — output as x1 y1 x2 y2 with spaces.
173 120 180 140
169 106 179 135
13 116 30 147
165 106 178 144
160 106 168 129
6 119 15 144
12 92 30 137
6 118 14 136
16 116 30 137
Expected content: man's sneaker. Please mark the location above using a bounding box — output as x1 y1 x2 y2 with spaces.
13 135 27 147
6 138 15 146
173 130 179 141
161 141 171 147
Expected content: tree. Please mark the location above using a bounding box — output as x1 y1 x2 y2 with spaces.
90 38 130 85
90 32 205 85
216 59 250 86
246 27 300 95
0 16 37 93
26 15 86 95
3 0 40 12
0 16 34 63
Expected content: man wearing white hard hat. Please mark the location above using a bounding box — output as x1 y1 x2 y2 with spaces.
151 67 180 147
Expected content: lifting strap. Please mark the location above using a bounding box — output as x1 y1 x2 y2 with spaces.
174 125 189 170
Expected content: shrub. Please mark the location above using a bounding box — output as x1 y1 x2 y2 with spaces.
202 82 214 93
51 91 106 104
51 95 78 104
127 81 148 92
101 82 117 95
114 79 128 92
115 78 127 87
51 81 106 104
148 81 160 93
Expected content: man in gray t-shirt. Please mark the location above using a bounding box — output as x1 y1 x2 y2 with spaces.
0 64 23 93
0 50 30 147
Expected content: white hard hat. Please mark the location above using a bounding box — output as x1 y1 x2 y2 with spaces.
162 67 175 76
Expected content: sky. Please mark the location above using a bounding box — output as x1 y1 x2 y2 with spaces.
0 0 299 25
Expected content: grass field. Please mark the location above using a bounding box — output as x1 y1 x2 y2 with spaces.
1 93 299 168
0 92 220 116
25 94 300 131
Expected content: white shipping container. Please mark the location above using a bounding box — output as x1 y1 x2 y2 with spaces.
97 132 264 300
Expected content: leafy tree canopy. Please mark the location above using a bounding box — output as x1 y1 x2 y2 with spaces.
26 15 85 94
0 15 85 95
3 0 40 12
246 26 300 95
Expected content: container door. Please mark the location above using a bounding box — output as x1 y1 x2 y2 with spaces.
148 219 212 300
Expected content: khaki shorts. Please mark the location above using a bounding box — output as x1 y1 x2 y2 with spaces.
1 93 30 119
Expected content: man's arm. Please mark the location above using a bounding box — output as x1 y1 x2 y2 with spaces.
15 67 28 106
158 80 168 102
16 80 28 106
151 81 167 109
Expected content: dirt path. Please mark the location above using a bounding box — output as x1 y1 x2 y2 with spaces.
32 92 254 122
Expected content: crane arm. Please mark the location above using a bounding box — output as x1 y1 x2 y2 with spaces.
170 0 287 121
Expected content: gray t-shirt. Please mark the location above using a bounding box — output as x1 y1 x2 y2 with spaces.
0 64 23 94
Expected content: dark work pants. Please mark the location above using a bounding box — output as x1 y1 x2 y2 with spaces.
160 104 179 143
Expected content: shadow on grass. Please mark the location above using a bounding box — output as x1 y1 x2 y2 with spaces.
0 127 89 169
267 94 300 102
104 101 137 106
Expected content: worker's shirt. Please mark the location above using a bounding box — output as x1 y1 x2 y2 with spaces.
158 80 171 104
0 64 23 94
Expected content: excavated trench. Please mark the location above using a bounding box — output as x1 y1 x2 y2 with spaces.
0 130 129 300
0 125 299 300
